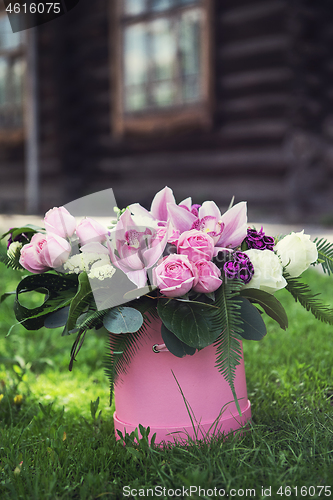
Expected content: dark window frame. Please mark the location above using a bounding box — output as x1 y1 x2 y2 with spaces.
111 0 214 136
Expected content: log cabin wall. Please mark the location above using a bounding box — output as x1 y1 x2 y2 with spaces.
1 0 332 222
0 2 26 213
100 0 295 219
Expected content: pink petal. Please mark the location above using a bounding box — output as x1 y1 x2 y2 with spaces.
141 225 169 268
128 203 155 221
81 242 109 254
126 269 148 288
167 203 197 233
198 201 221 221
178 197 192 210
150 187 176 222
216 202 247 248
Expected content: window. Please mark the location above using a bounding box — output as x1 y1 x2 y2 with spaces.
0 10 25 139
112 0 213 135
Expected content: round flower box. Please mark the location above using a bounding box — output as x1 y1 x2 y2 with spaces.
113 315 252 445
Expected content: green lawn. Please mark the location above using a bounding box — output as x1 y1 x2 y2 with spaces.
0 265 332 499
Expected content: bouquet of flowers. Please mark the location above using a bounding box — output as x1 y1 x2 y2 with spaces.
1 187 333 411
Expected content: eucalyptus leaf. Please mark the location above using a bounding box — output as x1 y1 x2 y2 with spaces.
157 299 221 349
161 323 196 358
103 307 143 334
238 297 267 341
239 288 288 330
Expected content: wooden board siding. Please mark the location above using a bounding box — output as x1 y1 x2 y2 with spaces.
101 0 293 217
1 0 331 222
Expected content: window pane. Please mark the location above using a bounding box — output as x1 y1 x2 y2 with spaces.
179 9 202 102
12 57 25 105
0 15 24 51
151 0 172 12
150 18 175 81
124 23 148 86
124 0 146 15
122 4 204 112
179 9 201 76
125 85 147 111
152 80 174 106
179 0 200 5
0 57 8 106
183 75 200 102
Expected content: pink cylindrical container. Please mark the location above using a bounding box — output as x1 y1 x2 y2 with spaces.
113 315 251 445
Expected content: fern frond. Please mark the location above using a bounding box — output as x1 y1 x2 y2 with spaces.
104 305 159 405
0 244 23 271
213 279 244 414
314 237 333 275
285 275 333 325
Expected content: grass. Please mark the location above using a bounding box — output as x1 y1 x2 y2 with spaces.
0 264 332 499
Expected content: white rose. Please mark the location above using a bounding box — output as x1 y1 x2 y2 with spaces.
7 241 22 257
274 231 318 277
243 249 287 294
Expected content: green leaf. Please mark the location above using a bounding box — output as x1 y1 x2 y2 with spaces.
1 291 16 303
66 272 94 332
285 274 333 325
0 243 24 271
157 299 221 349
213 279 244 416
103 307 143 334
161 323 196 358
237 297 267 340
13 273 78 330
44 306 70 328
239 288 288 330
104 309 158 404
314 237 333 275
1 224 44 240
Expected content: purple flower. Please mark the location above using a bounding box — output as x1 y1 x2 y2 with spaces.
223 251 254 284
245 227 274 251
7 229 29 249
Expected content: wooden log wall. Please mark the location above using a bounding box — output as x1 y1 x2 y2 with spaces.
96 0 294 218
8 0 331 222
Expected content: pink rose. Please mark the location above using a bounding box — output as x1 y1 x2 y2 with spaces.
19 232 71 273
153 254 198 298
192 259 222 294
76 218 107 246
44 207 76 238
177 229 214 263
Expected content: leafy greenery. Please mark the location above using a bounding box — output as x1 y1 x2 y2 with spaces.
237 296 267 340
239 288 288 330
103 306 143 334
12 273 78 331
213 279 244 414
161 323 196 357
0 244 23 271
104 310 158 404
314 237 333 275
285 274 333 325
0 267 332 498
157 297 221 348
